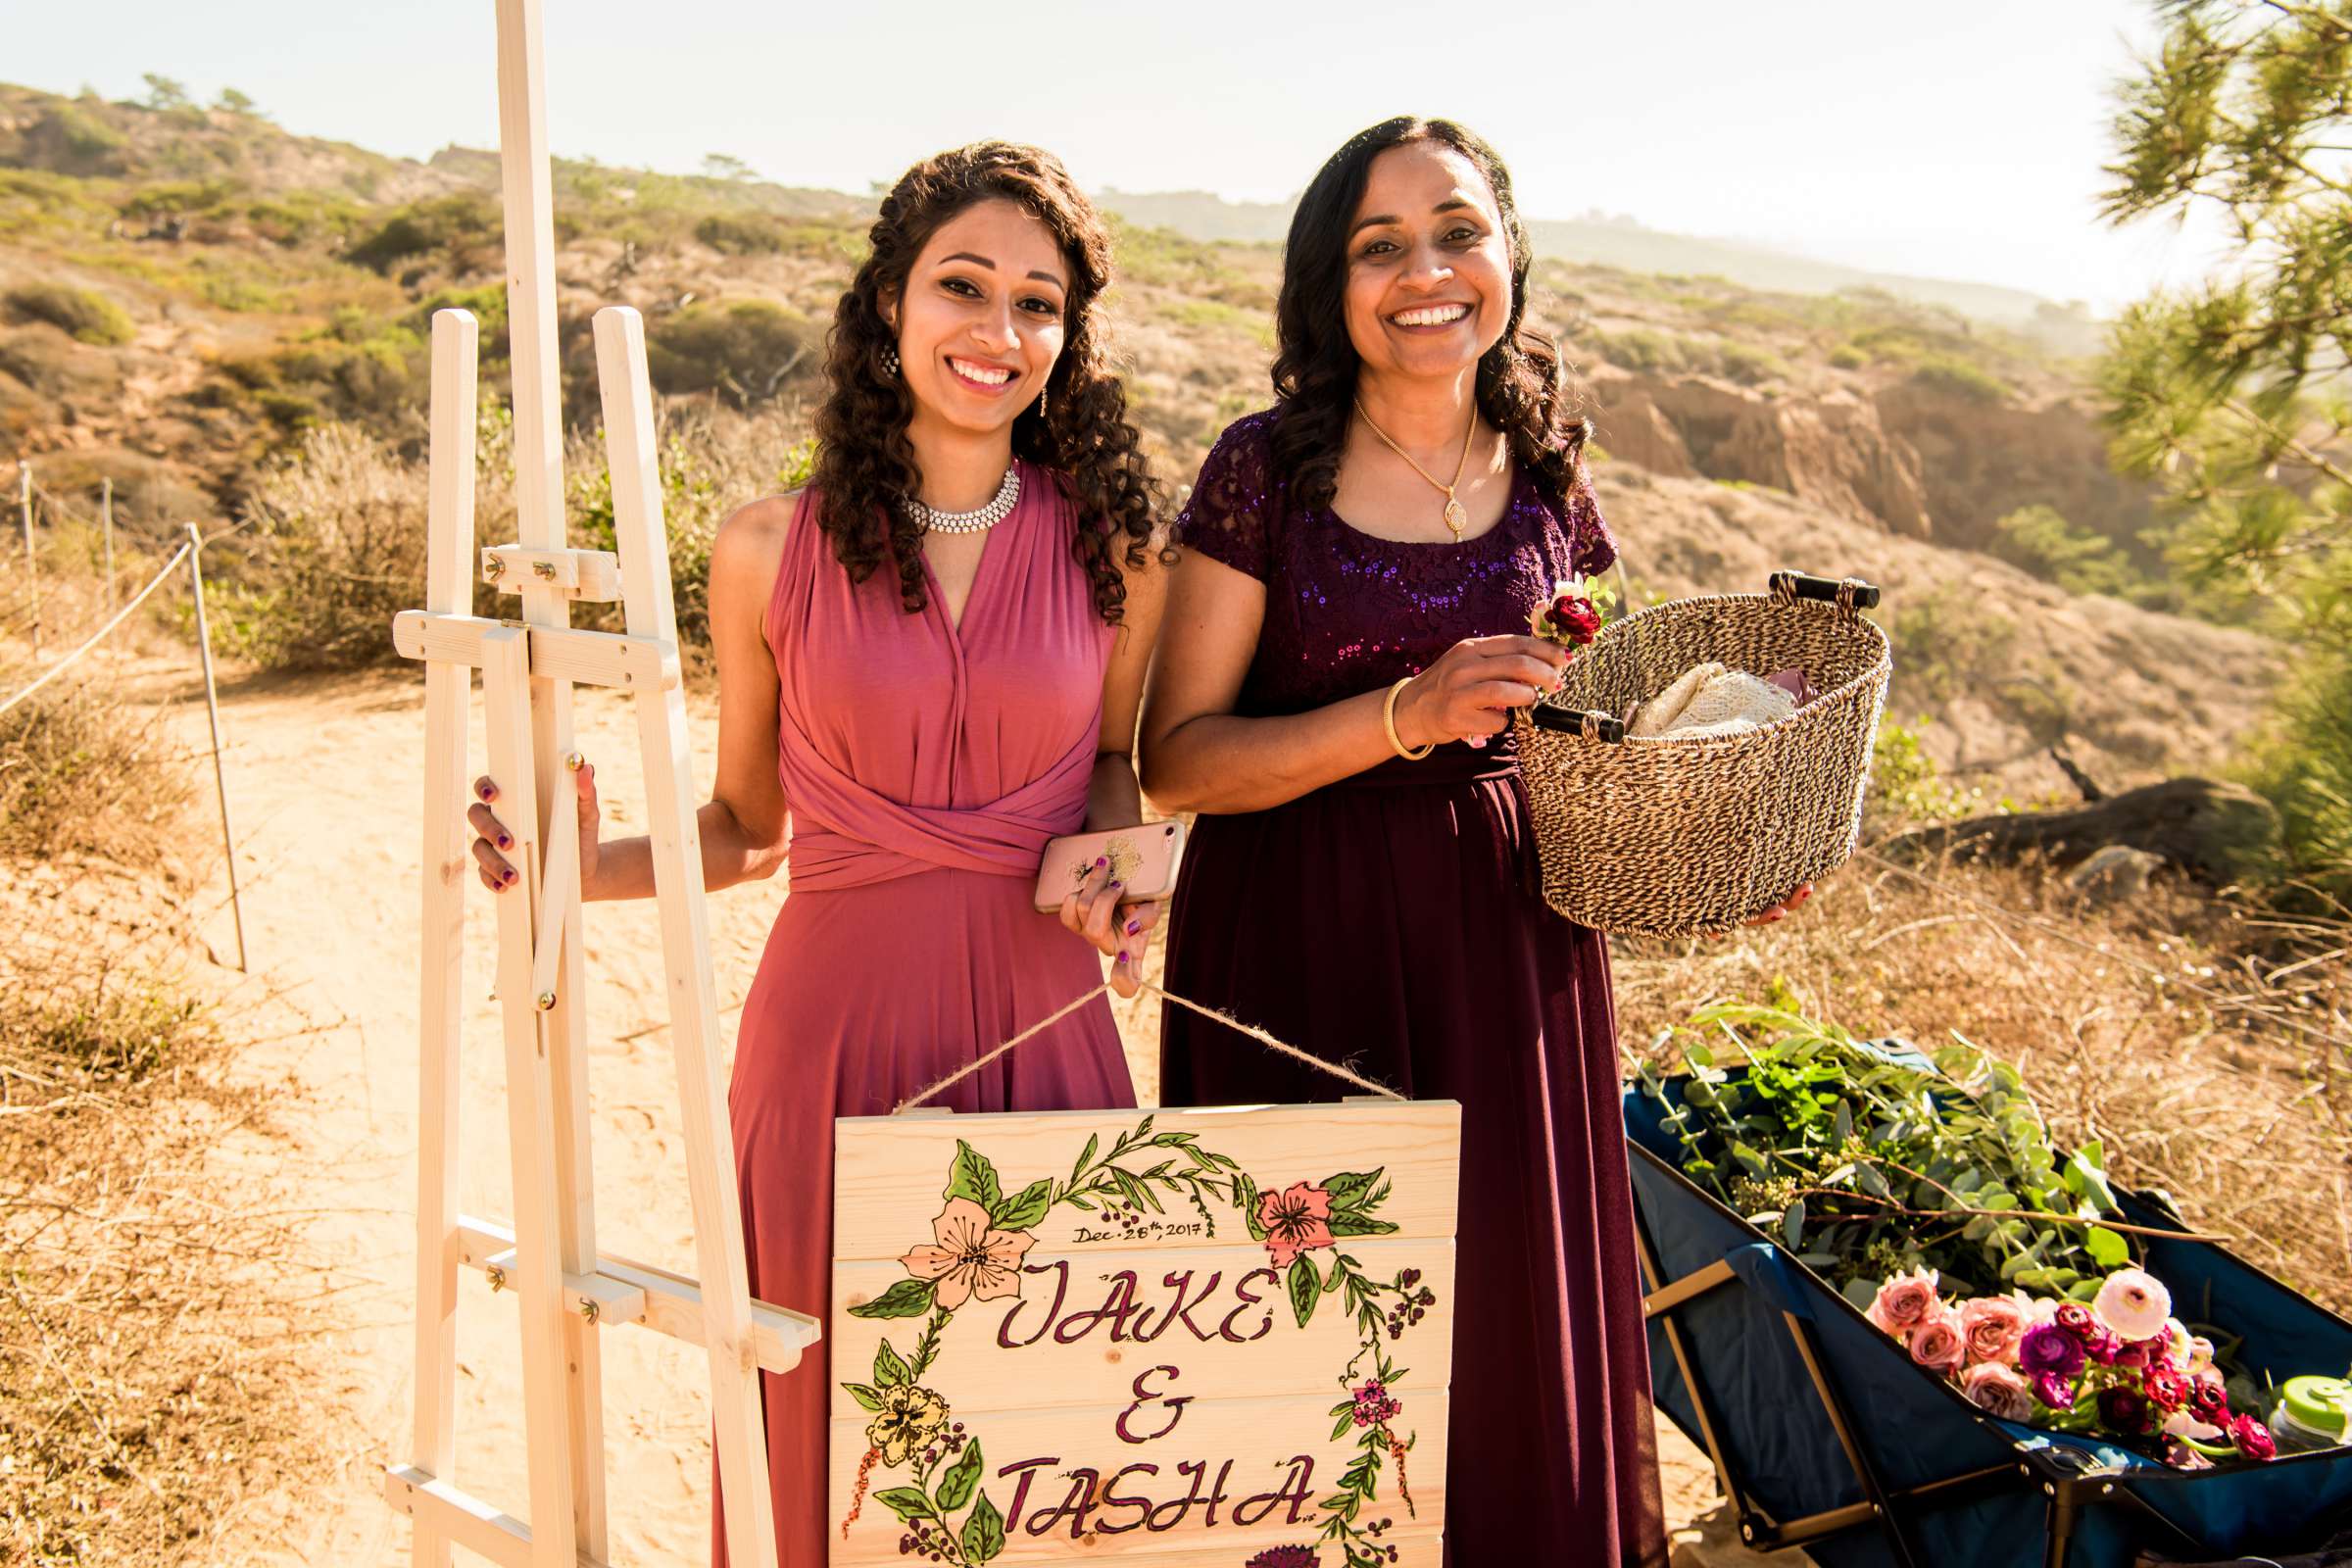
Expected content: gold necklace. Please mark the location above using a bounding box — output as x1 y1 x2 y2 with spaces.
1354 398 1479 540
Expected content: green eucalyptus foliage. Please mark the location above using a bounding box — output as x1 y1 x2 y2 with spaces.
1639 1003 2130 1307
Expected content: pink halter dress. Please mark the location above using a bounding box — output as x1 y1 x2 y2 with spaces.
715 465 1135 1567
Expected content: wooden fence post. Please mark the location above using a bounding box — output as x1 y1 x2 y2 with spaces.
183 523 246 973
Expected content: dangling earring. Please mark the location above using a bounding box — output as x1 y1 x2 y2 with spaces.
1036 385 1050 423
881 344 900 378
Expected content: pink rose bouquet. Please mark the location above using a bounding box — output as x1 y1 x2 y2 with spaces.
1859 1265 2273 1470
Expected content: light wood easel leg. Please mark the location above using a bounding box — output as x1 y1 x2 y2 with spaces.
593 304 780 1567
494 0 609 1551
410 308 479 1568
481 627 580 1568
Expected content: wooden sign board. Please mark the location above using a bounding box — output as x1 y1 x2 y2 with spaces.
830 1101 1461 1567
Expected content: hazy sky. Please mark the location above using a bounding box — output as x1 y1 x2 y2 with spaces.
12 0 2226 313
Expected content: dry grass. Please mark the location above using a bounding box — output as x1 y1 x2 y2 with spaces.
1612 849 2352 1318
0 890 335 1566
1 580 337 1565
0 672 196 868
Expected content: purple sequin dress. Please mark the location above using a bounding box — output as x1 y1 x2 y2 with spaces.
1158 410 1669 1567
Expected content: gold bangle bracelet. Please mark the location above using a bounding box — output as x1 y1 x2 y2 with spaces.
1384 676 1435 760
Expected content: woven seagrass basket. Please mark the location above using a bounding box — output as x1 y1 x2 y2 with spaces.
1510 570 1890 938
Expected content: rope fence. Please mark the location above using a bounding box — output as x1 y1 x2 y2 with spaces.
0 486 249 973
0 541 193 720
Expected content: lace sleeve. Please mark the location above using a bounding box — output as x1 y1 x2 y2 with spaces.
1174 414 1278 583
1567 476 1619 580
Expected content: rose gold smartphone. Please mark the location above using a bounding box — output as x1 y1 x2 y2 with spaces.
1032 820 1188 912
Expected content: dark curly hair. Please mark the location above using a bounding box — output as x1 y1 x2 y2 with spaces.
1268 117 1588 513
808 141 1163 622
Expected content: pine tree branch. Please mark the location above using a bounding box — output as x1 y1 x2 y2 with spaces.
2222 397 2352 488
2258 0 2352 45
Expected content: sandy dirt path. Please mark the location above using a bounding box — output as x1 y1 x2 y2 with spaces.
166 665 1757 1567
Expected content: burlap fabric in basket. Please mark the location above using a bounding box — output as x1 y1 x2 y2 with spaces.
1510 574 1890 937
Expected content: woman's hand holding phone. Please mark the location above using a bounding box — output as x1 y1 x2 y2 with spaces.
1057 858 1164 1000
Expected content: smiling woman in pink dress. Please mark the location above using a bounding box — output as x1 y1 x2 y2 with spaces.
465 142 1170 1567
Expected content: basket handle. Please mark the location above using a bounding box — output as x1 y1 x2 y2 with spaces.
1530 705 1626 743
1767 570 1881 615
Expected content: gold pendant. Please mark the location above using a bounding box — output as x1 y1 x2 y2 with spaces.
1443 497 1467 538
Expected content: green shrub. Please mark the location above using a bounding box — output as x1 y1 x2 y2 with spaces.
205 421 429 668
118 179 238 221
1595 326 1693 373
346 191 502 273
694 212 787 255
1867 718 2016 828
42 105 128 171
1717 340 1793 386
1906 354 2011 404
1827 342 1869 369
645 300 815 407
409 283 511 360
1989 504 2153 602
3 282 133 346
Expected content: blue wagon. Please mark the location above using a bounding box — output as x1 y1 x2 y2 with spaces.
1624 1066 2352 1567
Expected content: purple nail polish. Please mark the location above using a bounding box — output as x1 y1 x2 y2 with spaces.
497 833 513 850
1108 878 1121 890
1116 951 1130 963
1094 857 1107 868
1125 919 1140 935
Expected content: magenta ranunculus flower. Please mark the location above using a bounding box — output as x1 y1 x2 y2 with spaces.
2082 1326 2125 1366
2033 1370 2078 1411
1960 1295 2031 1366
1866 1268 1941 1338
2143 1368 2191 1413
2093 1268 2173 1342
2053 1301 2097 1340
1908 1307 1967 1376
2230 1412 2278 1461
2188 1377 2230 1423
1959 1361 2037 1422
2019 1323 2086 1380
2111 1337 2152 1371
2098 1386 2151 1437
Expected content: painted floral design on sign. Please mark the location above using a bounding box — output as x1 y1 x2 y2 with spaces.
837 1116 1433 1568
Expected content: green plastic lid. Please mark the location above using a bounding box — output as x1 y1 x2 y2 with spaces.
2282 1376 2351 1438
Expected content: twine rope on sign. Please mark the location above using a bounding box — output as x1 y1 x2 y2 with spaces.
895 979 1405 1113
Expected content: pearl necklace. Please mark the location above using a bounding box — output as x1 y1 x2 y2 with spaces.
903 465 1020 535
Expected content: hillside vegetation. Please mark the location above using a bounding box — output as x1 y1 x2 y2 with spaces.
0 79 2285 799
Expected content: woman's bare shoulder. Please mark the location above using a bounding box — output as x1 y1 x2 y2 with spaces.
710 491 801 580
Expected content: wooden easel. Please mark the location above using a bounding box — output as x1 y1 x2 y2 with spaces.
383 4 818 1564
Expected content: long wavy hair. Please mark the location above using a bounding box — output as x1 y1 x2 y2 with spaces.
1268 117 1589 513
808 141 1163 621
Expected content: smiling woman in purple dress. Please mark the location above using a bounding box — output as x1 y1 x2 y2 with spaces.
1140 118 1688 1566
466 141 1171 1567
